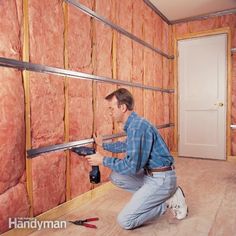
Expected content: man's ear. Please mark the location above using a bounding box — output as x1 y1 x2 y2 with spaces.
121 103 128 112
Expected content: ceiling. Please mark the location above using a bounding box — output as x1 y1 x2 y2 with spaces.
149 0 236 22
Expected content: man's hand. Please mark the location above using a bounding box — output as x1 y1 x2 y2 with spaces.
93 132 103 147
85 152 104 166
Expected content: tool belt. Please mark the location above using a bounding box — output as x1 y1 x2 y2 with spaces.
144 165 175 176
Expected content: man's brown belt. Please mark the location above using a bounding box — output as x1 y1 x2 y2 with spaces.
144 166 175 176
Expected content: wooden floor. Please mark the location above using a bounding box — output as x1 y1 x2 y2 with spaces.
9 157 236 236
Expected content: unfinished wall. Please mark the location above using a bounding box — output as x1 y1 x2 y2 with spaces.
28 0 66 216
0 0 30 233
67 0 94 198
173 14 236 155
92 0 115 183
0 0 173 233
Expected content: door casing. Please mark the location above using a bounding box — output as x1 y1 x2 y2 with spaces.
174 27 232 159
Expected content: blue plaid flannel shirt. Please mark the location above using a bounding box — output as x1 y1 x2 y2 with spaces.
102 112 174 175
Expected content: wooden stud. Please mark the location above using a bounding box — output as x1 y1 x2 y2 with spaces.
112 31 117 81
63 2 71 201
23 0 33 217
91 0 97 134
227 28 232 158
91 0 96 191
111 0 118 134
173 25 178 153
168 24 174 149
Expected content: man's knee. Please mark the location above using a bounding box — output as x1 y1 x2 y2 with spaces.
110 171 144 193
109 172 126 188
117 212 135 230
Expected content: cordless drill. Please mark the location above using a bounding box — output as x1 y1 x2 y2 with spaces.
71 146 101 184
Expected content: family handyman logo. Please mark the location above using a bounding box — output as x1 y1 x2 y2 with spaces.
9 217 67 230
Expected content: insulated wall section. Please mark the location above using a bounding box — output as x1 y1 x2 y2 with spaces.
67 0 94 198
28 0 66 215
0 0 30 232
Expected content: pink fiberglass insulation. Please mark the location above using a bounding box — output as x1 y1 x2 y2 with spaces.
29 74 65 148
154 13 163 50
174 14 236 154
93 0 115 183
114 0 133 36
0 1 186 231
70 151 91 199
162 22 169 54
153 12 166 136
146 13 167 134
0 183 30 232
116 33 132 86
0 68 26 194
132 42 144 117
0 0 30 233
67 0 94 198
143 8 156 126
153 53 164 129
160 23 171 145
92 0 172 151
143 5 155 48
116 0 132 84
144 50 156 125
115 0 132 134
69 89 93 198
0 0 24 194
28 0 66 215
132 1 144 116
32 153 66 215
188 18 218 33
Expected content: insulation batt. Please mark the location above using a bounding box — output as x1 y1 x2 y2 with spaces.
0 0 30 233
28 0 66 215
68 0 94 198
0 0 235 234
92 0 114 183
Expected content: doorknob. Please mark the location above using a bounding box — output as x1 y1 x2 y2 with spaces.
214 102 224 107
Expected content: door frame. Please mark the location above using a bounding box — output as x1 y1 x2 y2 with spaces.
174 27 232 159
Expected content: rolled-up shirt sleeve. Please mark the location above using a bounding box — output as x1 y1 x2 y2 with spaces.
102 141 127 153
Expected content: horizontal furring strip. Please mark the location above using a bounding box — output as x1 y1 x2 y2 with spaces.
65 0 174 60
0 57 175 93
27 123 174 157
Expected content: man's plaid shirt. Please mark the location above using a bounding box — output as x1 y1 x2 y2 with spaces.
102 112 174 175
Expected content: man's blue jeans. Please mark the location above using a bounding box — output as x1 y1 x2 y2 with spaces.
110 169 177 229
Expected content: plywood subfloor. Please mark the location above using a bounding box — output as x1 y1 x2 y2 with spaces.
23 157 236 235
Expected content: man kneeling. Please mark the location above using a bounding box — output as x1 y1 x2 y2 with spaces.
86 88 188 229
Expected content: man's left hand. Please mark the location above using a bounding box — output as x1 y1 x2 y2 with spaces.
85 152 104 166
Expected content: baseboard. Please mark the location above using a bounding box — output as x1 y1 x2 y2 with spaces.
1 182 115 236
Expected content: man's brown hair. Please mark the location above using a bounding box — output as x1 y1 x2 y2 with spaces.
105 88 134 111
